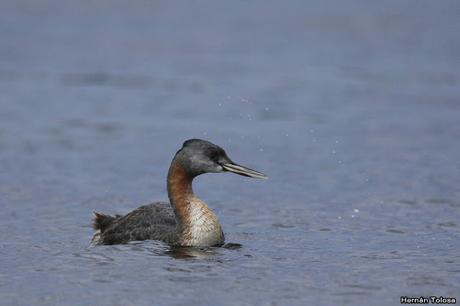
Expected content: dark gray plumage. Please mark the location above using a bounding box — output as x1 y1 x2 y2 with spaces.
92 202 177 245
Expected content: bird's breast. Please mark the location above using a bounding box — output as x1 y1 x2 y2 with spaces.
180 199 224 247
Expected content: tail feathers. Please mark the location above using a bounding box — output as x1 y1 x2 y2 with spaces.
93 212 120 232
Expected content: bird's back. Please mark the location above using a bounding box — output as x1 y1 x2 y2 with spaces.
91 202 179 245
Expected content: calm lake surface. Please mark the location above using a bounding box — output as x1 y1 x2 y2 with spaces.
0 1 459 305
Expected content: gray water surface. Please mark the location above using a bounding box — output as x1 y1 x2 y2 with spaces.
1 1 460 305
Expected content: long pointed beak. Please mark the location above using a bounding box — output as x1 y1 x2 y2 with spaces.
222 163 268 179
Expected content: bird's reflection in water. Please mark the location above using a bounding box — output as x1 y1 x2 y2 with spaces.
165 243 242 260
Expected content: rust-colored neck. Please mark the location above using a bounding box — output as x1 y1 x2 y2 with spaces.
167 159 194 225
166 157 224 246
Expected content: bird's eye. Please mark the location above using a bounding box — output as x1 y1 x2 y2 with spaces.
208 151 219 161
207 148 224 163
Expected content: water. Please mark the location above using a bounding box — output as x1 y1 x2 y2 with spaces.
1 1 460 305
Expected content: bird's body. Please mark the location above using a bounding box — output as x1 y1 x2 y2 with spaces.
91 139 266 247
91 202 179 246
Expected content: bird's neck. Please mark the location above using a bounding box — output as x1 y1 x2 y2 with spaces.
167 160 195 224
167 159 224 246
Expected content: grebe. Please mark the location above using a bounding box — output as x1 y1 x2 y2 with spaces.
91 139 267 247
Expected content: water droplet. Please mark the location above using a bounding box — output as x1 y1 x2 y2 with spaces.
353 209 360 213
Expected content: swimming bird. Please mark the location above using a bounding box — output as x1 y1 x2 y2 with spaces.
91 139 267 247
